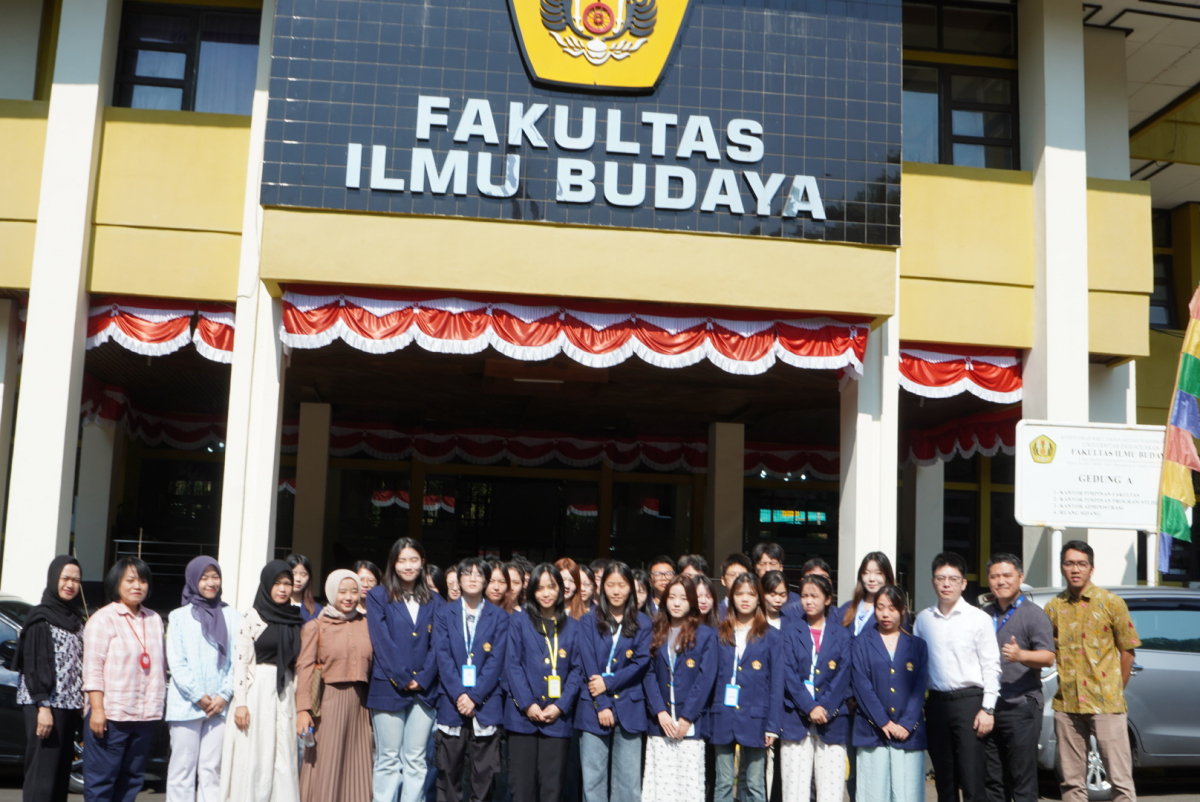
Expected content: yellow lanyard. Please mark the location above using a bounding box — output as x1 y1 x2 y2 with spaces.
542 622 559 676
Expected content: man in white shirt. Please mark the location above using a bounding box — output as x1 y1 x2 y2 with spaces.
914 552 1002 802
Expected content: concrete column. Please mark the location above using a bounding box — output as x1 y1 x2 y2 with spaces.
903 461 944 613
706 422 744 567
1018 0 1091 587
291 402 330 579
2 0 120 601
0 301 20 539
74 422 120 580
216 0 282 607
1083 27 1131 181
838 316 900 603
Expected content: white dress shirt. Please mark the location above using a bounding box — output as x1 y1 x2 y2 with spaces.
913 597 1001 709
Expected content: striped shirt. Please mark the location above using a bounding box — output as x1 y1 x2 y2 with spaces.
83 602 167 721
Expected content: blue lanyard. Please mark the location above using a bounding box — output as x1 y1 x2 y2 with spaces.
605 630 621 674
463 607 479 663
993 595 1024 632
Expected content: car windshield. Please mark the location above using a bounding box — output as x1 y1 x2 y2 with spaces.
0 600 33 626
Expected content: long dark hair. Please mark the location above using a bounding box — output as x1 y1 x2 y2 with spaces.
692 574 719 629
384 537 432 605
286 553 316 614
595 561 639 638
503 561 526 606
718 572 769 646
650 574 700 658
842 551 895 627
523 563 567 633
427 564 449 601
632 569 654 616
874 584 911 634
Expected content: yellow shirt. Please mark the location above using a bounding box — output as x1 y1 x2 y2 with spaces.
1044 584 1140 715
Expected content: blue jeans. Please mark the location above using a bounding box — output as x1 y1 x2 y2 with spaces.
579 727 644 802
372 702 437 802
83 717 154 802
714 743 766 802
855 746 925 802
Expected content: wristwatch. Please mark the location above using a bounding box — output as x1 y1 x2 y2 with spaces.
982 706 995 715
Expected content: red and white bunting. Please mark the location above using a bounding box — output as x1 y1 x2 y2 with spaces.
567 503 599 517
279 477 297 494
86 296 236 363
641 498 663 516
279 285 870 378
81 375 226 450
905 407 1020 466
899 343 1022 403
369 490 455 512
746 442 840 481
194 304 236 363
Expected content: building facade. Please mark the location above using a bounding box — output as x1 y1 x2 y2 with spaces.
0 0 1191 608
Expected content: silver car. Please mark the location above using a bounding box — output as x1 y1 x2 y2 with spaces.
1023 585 1200 800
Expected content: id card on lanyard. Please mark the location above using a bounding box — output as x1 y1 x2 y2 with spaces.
462 610 478 688
603 631 620 678
667 647 697 737
724 635 745 707
544 625 561 699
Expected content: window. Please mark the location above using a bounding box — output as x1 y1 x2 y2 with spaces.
1151 254 1177 329
903 2 1016 56
903 2 1018 169
114 3 260 115
1128 604 1200 654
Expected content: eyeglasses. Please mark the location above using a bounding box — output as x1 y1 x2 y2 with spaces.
651 570 675 579
1062 560 1091 569
933 575 963 585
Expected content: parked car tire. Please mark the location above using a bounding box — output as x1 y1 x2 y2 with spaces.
1055 734 1113 801
68 737 84 795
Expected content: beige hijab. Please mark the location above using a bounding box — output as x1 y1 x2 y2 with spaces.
322 569 362 621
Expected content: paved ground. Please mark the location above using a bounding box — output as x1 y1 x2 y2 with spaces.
0 771 1195 800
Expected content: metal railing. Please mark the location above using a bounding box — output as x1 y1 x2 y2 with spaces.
111 539 218 581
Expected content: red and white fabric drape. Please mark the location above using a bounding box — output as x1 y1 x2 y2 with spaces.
906 407 1020 465
899 343 1022 403
86 296 235 363
279 423 840 478
81 375 227 449
279 477 297 494
369 490 455 512
279 285 871 378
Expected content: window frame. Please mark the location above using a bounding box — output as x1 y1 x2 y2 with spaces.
1125 601 1200 655
113 2 261 113
904 60 1020 170
903 0 1018 59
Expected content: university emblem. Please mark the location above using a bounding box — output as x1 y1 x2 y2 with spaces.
685 658 695 668
483 642 492 652
559 648 568 658
751 660 762 670
906 662 914 672
626 649 634 658
508 0 690 90
828 660 836 670
1030 435 1056 464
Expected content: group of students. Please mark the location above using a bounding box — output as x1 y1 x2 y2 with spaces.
15 538 1125 802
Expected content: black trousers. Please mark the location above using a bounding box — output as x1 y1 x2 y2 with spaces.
23 705 81 802
927 689 988 802
507 732 570 802
436 726 502 802
984 697 1043 802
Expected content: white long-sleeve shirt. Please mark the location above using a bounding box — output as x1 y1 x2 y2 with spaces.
913 597 1001 709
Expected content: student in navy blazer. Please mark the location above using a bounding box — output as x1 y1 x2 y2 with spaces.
432 557 509 802
575 562 653 802
710 573 785 802
366 538 445 802
781 574 854 802
641 575 718 802
850 587 929 802
504 564 584 802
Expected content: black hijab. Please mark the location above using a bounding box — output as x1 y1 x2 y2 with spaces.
253 560 303 694
13 556 85 701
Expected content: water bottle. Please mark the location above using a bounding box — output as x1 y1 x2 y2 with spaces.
301 726 315 749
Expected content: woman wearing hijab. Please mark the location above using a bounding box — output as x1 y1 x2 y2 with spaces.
219 560 304 802
166 557 240 802
296 570 374 802
14 556 84 802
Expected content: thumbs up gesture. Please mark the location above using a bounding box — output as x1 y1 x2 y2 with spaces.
1001 635 1023 664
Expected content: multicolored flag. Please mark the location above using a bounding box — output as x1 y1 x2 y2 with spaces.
1158 287 1200 573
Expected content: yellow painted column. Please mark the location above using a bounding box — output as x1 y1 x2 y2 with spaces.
706 422 744 568
292 402 331 579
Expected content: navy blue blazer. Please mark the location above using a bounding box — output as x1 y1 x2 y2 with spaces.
574 611 653 736
708 626 785 748
849 628 928 750
503 611 584 738
366 586 444 710
433 598 509 728
834 600 877 637
781 619 853 743
643 624 718 740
